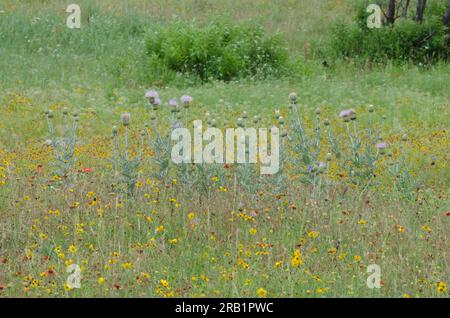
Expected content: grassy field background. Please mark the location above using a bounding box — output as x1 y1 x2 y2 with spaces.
0 0 449 297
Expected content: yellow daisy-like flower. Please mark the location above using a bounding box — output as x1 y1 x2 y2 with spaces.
68 245 76 254
249 228 257 235
437 281 447 293
98 277 105 285
257 287 267 298
122 262 133 269
307 231 319 238
291 249 303 267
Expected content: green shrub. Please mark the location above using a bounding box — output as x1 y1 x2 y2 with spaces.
144 19 289 84
328 3 449 65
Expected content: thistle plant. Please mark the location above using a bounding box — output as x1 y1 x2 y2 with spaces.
144 91 182 184
111 113 144 197
286 93 326 186
45 108 78 181
336 105 385 189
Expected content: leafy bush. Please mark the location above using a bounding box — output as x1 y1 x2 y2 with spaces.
328 3 449 64
144 19 289 83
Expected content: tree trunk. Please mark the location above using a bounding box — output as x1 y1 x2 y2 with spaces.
402 0 411 18
416 0 427 23
444 0 450 26
387 0 396 25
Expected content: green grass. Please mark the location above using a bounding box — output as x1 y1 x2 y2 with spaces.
0 0 449 298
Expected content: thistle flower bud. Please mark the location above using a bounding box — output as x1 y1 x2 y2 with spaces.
72 111 79 118
326 153 332 162
44 110 50 115
205 112 210 119
368 104 374 113
47 110 54 119
275 110 281 119
315 108 321 115
318 162 326 173
150 114 156 121
376 142 387 155
242 111 248 119
152 97 161 111
402 134 408 142
120 113 131 126
63 107 68 115
281 131 288 138
237 118 244 128
323 119 330 126
278 116 285 125
140 130 146 137
253 115 259 124
44 139 53 146
289 92 297 104
211 119 217 127
112 126 118 136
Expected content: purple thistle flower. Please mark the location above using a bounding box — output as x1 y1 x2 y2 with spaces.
376 142 387 149
145 89 159 99
168 99 178 107
145 90 159 104
339 109 356 118
180 95 194 107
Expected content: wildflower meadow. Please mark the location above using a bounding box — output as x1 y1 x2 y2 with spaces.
0 0 449 299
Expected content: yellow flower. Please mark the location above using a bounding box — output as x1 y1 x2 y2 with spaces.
358 219 367 225
397 225 405 233
249 228 257 235
156 225 165 233
39 233 47 240
160 279 170 288
338 253 347 260
402 293 411 298
354 255 362 262
437 282 447 293
98 277 105 285
421 224 432 232
86 191 96 198
307 231 319 238
291 249 303 267
316 287 328 294
68 245 77 254
327 247 337 254
274 261 282 268
169 238 178 244
200 274 209 282
122 262 133 269
188 212 195 220
257 287 267 298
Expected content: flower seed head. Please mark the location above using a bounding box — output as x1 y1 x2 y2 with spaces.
289 92 298 103
120 113 131 126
